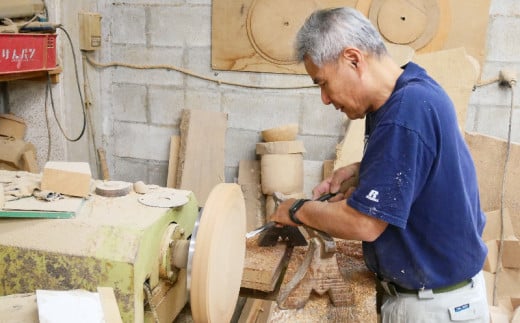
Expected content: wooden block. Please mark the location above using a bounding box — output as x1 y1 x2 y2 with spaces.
166 135 180 188
260 154 303 195
238 298 274 323
511 294 520 311
97 287 123 323
413 47 478 132
241 183 265 232
41 161 92 197
0 293 38 323
241 238 287 292
502 239 520 269
483 209 516 242
238 160 261 184
497 269 520 298
21 150 39 173
176 109 227 207
97 148 109 180
513 307 520 323
489 305 512 323
238 160 264 231
334 117 364 170
322 160 334 180
483 240 499 274
256 141 306 155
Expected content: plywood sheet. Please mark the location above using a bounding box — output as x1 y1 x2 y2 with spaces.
238 160 265 231
465 132 520 238
413 47 478 132
176 109 227 207
212 0 357 74
213 0 490 76
166 136 180 188
334 118 365 170
359 0 490 77
0 293 38 323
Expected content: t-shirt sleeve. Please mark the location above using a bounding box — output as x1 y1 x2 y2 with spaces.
347 123 434 229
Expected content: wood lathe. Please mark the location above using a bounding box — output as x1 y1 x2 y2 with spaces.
0 172 247 323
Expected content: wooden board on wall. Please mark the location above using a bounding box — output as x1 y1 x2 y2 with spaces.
413 47 478 132
358 0 491 77
211 0 357 74
213 0 490 76
176 109 227 207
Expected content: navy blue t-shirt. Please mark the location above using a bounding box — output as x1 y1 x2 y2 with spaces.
347 62 487 290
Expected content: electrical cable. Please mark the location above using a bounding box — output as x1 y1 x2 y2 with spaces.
84 55 318 90
468 72 516 306
81 54 101 178
492 80 515 306
46 25 87 142
44 77 52 161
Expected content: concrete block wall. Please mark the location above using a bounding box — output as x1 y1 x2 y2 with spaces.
467 1 520 141
4 0 520 197
98 0 346 192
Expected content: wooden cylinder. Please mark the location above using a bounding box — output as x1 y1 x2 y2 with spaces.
260 154 303 195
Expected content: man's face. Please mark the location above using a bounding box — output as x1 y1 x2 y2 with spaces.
303 54 367 120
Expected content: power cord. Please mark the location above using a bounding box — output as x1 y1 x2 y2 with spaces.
493 71 516 307
45 25 87 142
84 55 318 90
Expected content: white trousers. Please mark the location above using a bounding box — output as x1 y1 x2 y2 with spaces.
381 271 489 323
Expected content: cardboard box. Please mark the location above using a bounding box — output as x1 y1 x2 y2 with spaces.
41 162 92 197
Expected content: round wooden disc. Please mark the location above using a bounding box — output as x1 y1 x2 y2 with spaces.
95 181 132 197
369 0 440 50
190 183 246 323
246 0 318 64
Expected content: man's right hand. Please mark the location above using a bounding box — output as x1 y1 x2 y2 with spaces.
312 162 360 201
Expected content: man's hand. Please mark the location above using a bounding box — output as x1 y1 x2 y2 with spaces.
269 198 299 226
312 162 360 201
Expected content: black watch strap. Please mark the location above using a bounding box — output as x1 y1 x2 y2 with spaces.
288 199 310 225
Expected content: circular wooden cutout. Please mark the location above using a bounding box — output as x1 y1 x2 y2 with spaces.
246 0 318 65
190 183 246 323
138 188 189 208
369 0 440 50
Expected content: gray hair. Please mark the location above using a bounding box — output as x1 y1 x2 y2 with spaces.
295 7 388 66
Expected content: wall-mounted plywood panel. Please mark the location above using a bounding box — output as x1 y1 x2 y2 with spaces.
212 0 490 76
359 0 490 77
211 0 357 74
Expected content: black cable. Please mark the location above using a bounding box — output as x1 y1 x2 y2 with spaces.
46 25 87 142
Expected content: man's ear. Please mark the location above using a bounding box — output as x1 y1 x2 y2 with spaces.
341 47 362 69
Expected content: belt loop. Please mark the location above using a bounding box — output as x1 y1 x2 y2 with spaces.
418 288 435 299
380 281 399 297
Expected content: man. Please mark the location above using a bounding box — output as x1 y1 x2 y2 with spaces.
269 7 489 322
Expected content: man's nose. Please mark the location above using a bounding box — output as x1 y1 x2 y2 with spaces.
321 90 332 105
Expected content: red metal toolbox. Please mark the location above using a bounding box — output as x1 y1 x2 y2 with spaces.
0 33 57 75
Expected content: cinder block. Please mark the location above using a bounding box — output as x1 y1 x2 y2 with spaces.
148 87 185 126
111 7 146 45
112 83 147 123
149 6 211 47
113 122 173 161
41 162 92 197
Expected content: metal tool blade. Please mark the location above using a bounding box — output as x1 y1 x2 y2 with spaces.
245 221 276 239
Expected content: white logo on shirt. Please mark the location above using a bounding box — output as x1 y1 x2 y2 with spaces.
366 190 380 202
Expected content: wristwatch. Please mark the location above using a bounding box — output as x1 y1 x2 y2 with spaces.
288 199 310 225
